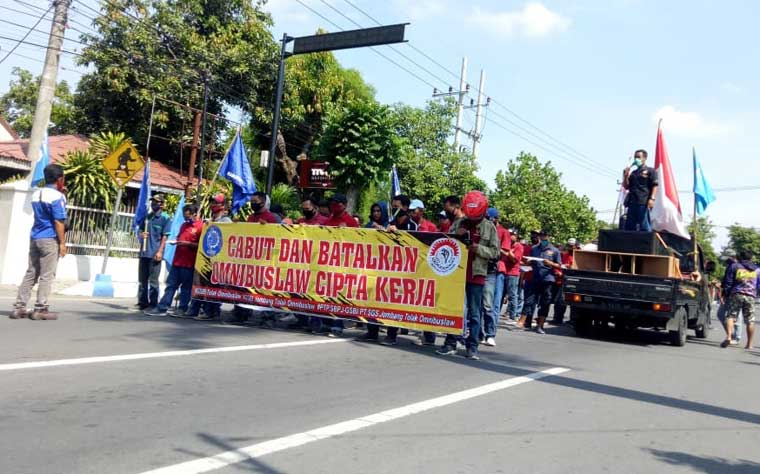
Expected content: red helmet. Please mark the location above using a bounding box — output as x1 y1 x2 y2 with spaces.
462 191 488 219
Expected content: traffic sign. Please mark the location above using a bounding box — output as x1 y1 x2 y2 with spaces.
102 142 145 188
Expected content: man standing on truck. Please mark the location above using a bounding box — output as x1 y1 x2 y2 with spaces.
721 250 759 349
623 149 658 231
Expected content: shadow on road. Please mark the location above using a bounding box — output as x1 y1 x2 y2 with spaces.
646 449 760 473
173 432 288 474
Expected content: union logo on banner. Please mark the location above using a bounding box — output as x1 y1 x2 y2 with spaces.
427 238 462 276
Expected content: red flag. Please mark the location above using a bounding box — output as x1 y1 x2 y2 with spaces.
650 122 690 238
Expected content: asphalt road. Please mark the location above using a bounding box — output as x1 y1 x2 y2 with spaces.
1 295 759 474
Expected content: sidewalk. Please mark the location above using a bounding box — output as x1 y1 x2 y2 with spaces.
0 281 138 299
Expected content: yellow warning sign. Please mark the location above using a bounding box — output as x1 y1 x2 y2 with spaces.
102 142 145 188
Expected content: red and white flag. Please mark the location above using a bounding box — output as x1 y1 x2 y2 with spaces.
650 122 690 239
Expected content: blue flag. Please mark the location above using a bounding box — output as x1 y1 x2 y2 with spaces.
693 149 716 216
30 129 50 187
133 159 151 232
162 193 185 267
391 165 401 197
218 130 255 214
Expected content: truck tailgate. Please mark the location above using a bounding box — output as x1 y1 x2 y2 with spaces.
563 270 675 303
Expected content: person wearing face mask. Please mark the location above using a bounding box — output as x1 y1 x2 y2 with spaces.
623 149 658 231
132 194 171 312
521 231 562 334
297 196 328 225
246 191 280 224
182 194 232 321
436 191 500 360
324 193 358 228
145 204 203 316
11 165 68 320
443 195 465 228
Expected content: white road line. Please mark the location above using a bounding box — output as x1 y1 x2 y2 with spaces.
138 367 570 474
0 339 350 372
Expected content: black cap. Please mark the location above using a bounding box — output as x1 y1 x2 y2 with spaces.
329 193 347 204
150 194 165 203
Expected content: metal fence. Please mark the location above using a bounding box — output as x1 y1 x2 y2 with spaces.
65 205 139 257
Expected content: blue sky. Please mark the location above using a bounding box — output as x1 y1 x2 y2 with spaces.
1 0 758 249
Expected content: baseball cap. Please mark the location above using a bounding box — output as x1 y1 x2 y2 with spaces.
486 207 499 219
409 199 425 210
328 193 347 204
150 194 165 203
567 238 577 246
438 210 448 219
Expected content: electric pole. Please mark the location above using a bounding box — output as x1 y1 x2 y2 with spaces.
472 69 486 159
432 57 469 152
26 0 71 185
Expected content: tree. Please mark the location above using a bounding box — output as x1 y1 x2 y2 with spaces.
392 100 486 214
250 48 375 186
726 225 760 258
314 100 402 212
75 0 278 167
491 152 598 243
0 67 82 138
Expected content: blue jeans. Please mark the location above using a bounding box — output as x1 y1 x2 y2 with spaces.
157 266 194 312
717 302 742 340
505 275 520 319
523 280 554 327
625 204 652 231
444 283 484 351
482 273 505 338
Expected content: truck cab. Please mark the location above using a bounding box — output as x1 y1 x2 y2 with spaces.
562 230 712 346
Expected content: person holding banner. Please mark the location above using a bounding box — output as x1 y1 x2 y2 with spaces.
297 196 328 226
365 202 388 230
247 192 280 224
409 200 438 232
145 204 203 317
436 191 500 360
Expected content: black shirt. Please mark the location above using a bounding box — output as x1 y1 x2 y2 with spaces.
626 166 658 205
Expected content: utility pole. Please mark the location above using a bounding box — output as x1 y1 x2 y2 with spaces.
266 33 292 196
186 111 201 197
432 57 469 152
454 57 467 151
195 74 210 205
472 69 486 159
26 0 71 185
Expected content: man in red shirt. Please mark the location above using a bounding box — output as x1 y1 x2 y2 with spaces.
504 229 525 322
438 211 452 233
409 199 438 232
145 204 203 316
324 193 359 228
296 196 328 225
247 191 280 224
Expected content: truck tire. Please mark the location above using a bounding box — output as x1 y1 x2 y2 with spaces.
669 307 688 346
572 308 592 337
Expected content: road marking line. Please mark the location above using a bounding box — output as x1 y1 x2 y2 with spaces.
138 367 570 474
0 339 350 372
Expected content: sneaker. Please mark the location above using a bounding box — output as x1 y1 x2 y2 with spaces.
30 309 57 320
193 314 216 321
380 336 397 346
720 339 730 348
465 348 480 360
535 327 546 335
413 335 435 346
143 308 167 316
436 345 457 356
730 340 739 346
130 304 148 312
483 337 496 347
10 307 28 319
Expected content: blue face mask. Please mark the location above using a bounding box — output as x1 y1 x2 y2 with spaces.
185 217 194 224
540 239 549 248
633 158 643 167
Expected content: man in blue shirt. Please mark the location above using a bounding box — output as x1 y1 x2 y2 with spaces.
523 230 562 334
12 164 68 320
134 195 171 310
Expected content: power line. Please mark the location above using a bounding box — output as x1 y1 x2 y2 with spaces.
0 3 55 65
0 33 83 57
0 18 89 47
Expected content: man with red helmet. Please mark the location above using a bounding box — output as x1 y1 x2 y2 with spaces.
436 191 500 360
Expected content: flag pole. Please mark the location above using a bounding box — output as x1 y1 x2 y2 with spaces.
141 96 156 253
692 147 699 273
202 127 239 218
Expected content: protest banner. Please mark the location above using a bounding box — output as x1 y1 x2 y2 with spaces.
192 223 467 335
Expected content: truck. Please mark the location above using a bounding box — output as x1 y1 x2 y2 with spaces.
562 230 714 346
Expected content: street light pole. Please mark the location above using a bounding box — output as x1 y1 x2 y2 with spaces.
265 33 292 196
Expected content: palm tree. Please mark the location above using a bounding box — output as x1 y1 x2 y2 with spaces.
61 150 116 209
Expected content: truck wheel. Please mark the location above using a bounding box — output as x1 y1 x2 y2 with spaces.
669 308 688 346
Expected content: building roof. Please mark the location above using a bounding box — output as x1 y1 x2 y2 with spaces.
0 134 194 191
0 117 20 141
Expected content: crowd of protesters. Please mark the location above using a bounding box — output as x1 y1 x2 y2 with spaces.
132 187 581 360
